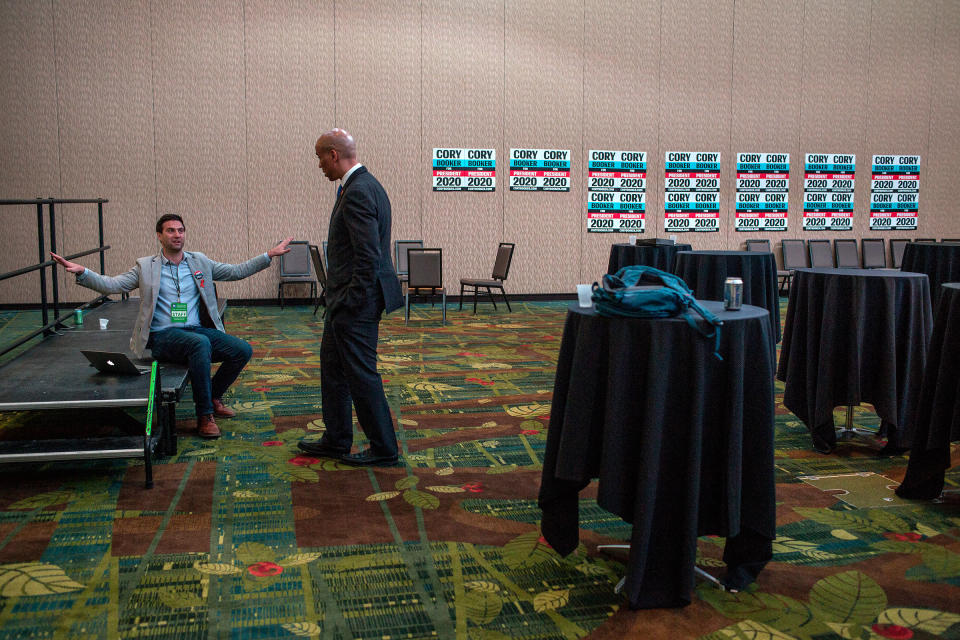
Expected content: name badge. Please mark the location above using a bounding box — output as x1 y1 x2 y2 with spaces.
171 302 188 323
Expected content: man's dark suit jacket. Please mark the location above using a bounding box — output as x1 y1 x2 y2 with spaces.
325 166 403 317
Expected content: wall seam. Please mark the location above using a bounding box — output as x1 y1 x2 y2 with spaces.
656 0 663 237
797 0 806 238
501 0 506 242
51 0 63 202
242 0 250 282
149 0 159 232
420 0 424 240
727 0 737 249
924 1 939 180
580 0 585 282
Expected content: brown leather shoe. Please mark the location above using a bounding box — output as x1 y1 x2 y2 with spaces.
198 414 221 439
212 398 236 418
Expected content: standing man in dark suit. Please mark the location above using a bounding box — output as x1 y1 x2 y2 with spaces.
299 128 404 466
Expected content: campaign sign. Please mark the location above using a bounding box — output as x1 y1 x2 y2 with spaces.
509 148 571 191
587 150 647 232
870 154 919 230
735 153 789 232
664 152 720 232
803 153 855 231
432 148 496 191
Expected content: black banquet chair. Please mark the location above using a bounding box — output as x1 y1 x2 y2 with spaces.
808 239 834 268
834 239 860 268
861 238 887 269
309 244 327 315
890 239 909 269
394 239 423 286
405 248 446 325
745 239 771 252
278 240 317 308
779 239 808 295
459 243 516 314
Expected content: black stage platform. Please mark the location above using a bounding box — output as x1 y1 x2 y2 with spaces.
0 299 194 488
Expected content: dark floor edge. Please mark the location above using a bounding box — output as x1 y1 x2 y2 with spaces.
0 293 578 311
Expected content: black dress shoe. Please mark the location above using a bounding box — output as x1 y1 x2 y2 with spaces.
297 441 348 458
339 449 401 467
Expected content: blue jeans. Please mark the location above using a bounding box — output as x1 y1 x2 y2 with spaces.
148 327 253 417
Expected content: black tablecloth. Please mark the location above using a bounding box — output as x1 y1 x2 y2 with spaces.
901 242 960 306
539 302 775 609
897 283 960 499
674 250 781 342
607 242 692 274
777 268 933 452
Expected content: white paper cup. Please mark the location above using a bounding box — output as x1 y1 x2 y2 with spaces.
669 234 678 242
576 284 593 308
628 235 638 245
99 318 109 330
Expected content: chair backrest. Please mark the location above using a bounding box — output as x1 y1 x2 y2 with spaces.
395 240 424 276
808 239 834 267
861 239 886 268
407 248 443 289
309 244 327 288
890 239 909 268
745 239 771 252
942 238 960 243
914 238 935 242
835 239 860 268
279 241 312 277
491 243 515 281
781 239 808 270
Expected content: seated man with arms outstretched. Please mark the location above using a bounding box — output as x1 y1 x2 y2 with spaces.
51 213 292 439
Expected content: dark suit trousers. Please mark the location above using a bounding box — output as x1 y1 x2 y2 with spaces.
320 293 397 457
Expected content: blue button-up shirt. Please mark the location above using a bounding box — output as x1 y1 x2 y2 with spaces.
150 255 202 331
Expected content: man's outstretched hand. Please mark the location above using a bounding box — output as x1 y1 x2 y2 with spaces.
50 252 84 274
268 237 295 258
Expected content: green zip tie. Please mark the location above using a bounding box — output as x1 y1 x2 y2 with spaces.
145 360 157 437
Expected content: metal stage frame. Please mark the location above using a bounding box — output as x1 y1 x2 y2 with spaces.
0 199 181 487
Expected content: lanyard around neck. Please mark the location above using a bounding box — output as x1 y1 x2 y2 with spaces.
167 261 182 302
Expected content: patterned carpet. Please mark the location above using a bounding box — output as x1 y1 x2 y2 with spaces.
0 301 957 639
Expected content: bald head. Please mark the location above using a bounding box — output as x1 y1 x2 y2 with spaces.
315 128 359 182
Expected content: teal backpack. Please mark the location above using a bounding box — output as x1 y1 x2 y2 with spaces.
591 265 724 360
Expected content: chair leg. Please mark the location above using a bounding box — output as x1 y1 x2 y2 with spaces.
442 291 446 325
499 286 511 312
405 291 410 325
279 283 283 309
473 288 478 314
459 284 464 310
486 287 497 310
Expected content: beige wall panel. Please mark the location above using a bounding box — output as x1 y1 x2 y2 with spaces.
859 1 935 241
659 0 735 250
335 0 421 278
0 2 60 304
504 0 583 294
731 0 803 248
799 0 869 241
244 0 334 299
582 0 660 282
53 0 156 304
421 2 504 290
151 0 253 299
914 1 960 241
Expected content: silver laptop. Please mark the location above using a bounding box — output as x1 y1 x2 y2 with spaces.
81 350 151 375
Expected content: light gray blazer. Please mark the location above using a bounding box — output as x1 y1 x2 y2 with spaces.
76 251 271 357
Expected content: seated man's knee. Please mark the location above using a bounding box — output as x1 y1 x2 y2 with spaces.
237 339 253 364
187 334 213 361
